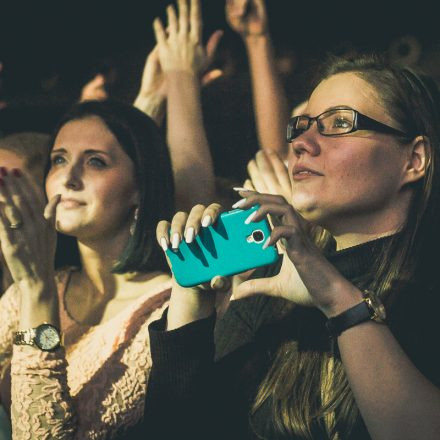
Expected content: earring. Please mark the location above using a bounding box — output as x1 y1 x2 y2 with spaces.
130 207 139 236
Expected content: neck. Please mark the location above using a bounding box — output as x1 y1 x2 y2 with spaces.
329 193 411 251
77 227 134 296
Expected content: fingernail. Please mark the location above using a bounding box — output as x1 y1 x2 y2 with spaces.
244 211 257 224
160 237 168 251
230 293 236 301
262 237 270 249
202 215 212 227
232 187 248 192
12 169 21 177
171 232 180 249
232 198 246 209
212 276 225 290
185 227 195 243
0 167 7 177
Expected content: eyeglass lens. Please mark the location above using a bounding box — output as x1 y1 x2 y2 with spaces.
287 109 356 141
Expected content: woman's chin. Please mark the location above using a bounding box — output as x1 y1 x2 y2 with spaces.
55 220 83 237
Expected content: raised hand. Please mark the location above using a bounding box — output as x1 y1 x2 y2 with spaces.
225 0 268 37
246 150 292 202
153 0 223 75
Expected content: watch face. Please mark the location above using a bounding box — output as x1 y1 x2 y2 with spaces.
35 324 61 351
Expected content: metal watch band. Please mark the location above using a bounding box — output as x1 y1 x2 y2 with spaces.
14 328 37 346
325 301 372 338
13 324 62 351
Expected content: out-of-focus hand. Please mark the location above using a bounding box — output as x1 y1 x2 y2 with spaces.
153 0 223 75
225 0 268 37
79 74 108 102
246 149 292 203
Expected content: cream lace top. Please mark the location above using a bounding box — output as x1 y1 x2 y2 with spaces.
0 268 171 439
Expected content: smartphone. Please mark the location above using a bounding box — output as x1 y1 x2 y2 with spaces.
166 205 279 287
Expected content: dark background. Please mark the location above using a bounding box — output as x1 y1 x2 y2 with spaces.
1 0 439 179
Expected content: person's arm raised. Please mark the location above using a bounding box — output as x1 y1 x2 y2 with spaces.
153 0 222 209
226 0 290 159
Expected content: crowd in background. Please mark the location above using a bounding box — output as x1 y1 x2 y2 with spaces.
0 0 439 439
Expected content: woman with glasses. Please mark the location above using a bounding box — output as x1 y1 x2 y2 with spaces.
138 54 440 439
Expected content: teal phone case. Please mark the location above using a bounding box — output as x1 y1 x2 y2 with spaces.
166 205 279 287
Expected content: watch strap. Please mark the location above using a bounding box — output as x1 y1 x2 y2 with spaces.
326 301 372 338
14 328 37 346
13 324 62 351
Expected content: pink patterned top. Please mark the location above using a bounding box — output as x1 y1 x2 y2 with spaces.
0 268 171 439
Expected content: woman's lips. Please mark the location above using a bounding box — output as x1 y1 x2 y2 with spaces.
291 165 323 181
59 198 86 209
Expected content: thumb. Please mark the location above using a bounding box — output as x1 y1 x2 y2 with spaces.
231 276 276 300
210 275 231 292
43 194 61 228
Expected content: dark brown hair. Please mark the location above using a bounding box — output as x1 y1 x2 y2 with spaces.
50 100 174 273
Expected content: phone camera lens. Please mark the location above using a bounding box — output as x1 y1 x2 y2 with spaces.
252 230 265 243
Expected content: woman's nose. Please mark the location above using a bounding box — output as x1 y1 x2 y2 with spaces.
62 163 83 190
290 127 321 158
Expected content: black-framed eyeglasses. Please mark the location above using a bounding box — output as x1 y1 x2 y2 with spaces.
286 107 410 142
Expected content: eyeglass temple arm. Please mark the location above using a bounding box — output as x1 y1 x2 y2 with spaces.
356 113 409 138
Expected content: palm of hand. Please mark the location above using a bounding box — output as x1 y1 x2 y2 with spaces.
140 50 167 98
271 252 314 306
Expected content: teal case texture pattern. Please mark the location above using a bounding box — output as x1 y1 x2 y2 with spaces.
166 205 279 287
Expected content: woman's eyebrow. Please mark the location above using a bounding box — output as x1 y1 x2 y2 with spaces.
51 148 112 158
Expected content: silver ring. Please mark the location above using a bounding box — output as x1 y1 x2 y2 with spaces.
9 221 23 230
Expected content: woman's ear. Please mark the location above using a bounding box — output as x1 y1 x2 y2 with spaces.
402 135 429 185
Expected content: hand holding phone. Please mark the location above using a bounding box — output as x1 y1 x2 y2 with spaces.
166 205 279 287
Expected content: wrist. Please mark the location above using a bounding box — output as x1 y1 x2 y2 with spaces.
319 284 364 318
166 282 216 330
244 32 270 47
165 70 199 81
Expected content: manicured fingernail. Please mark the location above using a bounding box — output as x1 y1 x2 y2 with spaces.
262 237 270 249
230 293 236 301
171 232 180 249
160 237 168 251
202 215 212 227
232 198 246 209
0 167 7 177
185 227 195 243
12 169 21 177
244 211 257 224
232 187 248 192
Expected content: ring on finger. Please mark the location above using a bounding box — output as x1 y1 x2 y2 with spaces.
9 220 23 230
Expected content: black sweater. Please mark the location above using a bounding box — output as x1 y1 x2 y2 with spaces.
125 237 440 439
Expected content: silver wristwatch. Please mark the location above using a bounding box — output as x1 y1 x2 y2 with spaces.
14 323 63 351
